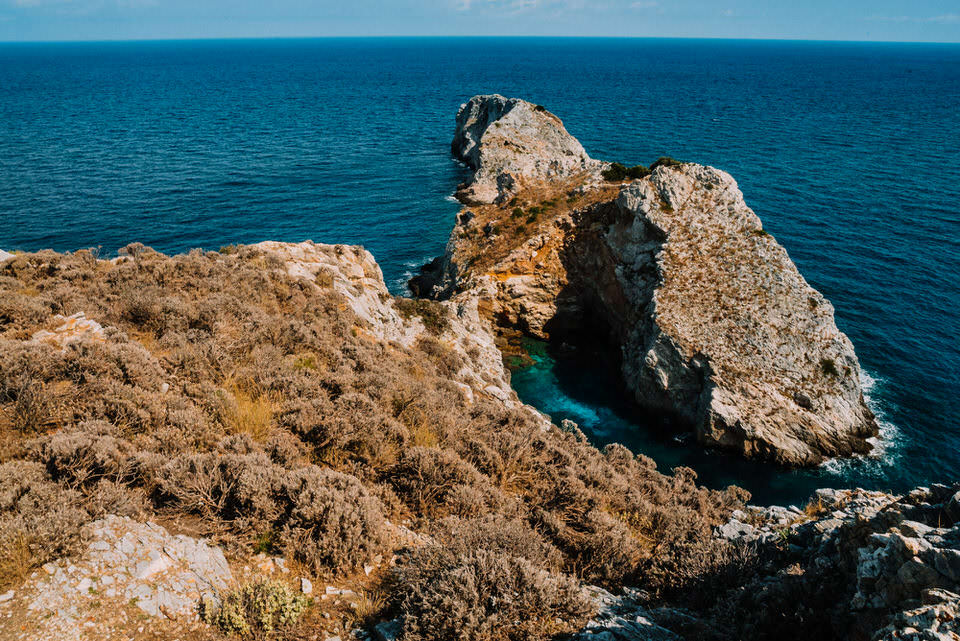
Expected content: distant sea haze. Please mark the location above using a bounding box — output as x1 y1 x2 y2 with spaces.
1 37 958 503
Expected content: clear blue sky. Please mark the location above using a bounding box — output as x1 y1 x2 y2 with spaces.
1 0 958 43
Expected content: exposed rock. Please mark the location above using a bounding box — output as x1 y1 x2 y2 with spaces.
718 485 960 640
568 586 682 640
609 168 877 464
452 94 600 204
416 94 877 466
5 515 232 641
874 589 960 641
0 249 13 263
30 312 105 348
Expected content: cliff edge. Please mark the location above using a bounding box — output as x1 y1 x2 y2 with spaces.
414 94 878 466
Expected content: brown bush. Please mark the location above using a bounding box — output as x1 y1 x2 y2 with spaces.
0 246 752 637
0 461 88 588
150 451 286 528
33 420 137 488
279 466 388 574
396 546 593 641
388 447 502 518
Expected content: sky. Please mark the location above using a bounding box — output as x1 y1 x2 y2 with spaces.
0 0 958 43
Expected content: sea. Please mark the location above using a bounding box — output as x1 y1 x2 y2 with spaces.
1 37 958 505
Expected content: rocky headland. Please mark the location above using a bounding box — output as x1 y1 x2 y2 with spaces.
413 94 878 467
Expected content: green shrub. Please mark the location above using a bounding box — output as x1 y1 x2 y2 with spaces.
202 580 308 636
601 162 650 182
649 156 684 171
510 207 524 219
820 358 840 377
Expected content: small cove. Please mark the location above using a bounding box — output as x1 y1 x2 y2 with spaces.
510 337 904 506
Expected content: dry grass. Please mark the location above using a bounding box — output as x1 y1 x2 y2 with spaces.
220 378 278 441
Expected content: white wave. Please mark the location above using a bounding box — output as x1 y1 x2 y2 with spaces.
388 254 437 295
444 194 461 204
818 368 902 476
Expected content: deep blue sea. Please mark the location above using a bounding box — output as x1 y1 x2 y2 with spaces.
1 38 958 504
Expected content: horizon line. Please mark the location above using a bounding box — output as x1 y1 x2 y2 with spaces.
2 34 959 45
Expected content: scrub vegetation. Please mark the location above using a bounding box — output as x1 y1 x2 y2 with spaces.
0 245 751 640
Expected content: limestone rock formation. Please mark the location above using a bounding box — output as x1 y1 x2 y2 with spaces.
31 312 105 348
416 94 877 466
452 94 600 204
717 484 960 641
2 516 233 641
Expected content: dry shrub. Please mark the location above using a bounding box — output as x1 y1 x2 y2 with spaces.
0 461 88 588
0 372 68 434
396 546 593 641
150 451 286 527
33 420 137 488
0 246 753 637
279 465 388 574
388 447 502 518
428 515 564 572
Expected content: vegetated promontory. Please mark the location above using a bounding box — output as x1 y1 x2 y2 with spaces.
0 97 957 641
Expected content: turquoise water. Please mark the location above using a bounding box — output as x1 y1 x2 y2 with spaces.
1 38 958 503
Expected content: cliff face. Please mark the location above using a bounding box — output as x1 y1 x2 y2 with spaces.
415 94 878 466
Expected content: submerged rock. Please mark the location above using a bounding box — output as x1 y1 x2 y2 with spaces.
416 94 878 466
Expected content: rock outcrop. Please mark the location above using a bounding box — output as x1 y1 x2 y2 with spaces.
2 516 233 641
716 484 960 641
415 94 877 466
30 312 105 348
452 94 600 205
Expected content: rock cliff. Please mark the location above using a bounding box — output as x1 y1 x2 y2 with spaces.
414 94 877 466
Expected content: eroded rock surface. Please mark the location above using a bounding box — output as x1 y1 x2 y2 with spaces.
452 94 600 204
716 484 960 640
1 516 232 641
416 94 877 466
31 312 106 348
